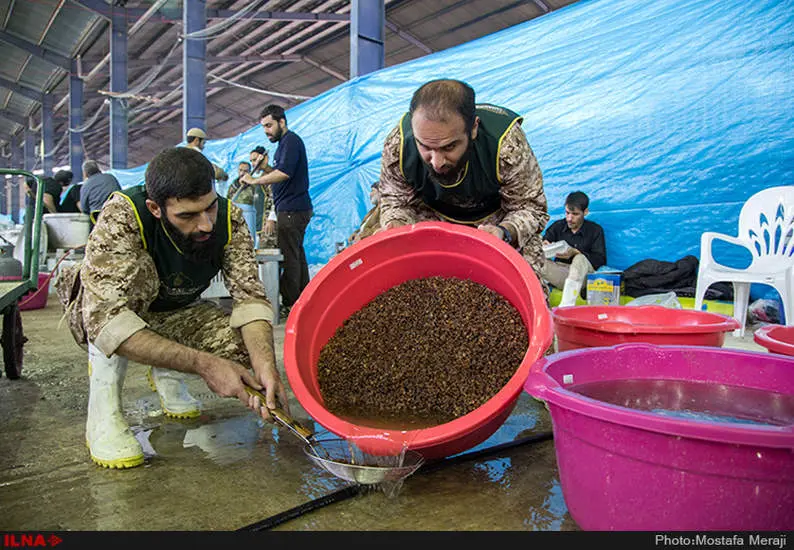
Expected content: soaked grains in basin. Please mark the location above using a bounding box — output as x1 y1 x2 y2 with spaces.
317 276 529 426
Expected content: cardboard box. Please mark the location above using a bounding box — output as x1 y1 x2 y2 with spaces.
586 272 623 306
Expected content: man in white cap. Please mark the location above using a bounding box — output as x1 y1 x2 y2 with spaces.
185 127 229 183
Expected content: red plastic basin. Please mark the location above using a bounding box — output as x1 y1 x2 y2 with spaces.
754 325 794 356
284 221 552 460
552 305 740 351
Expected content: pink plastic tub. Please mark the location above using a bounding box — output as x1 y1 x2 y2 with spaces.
19 273 50 311
552 305 740 351
524 344 794 531
284 221 552 460
754 325 794 357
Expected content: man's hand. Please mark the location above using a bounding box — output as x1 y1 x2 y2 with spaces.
477 223 504 240
239 320 289 423
373 221 400 236
196 355 264 411
556 246 580 260
247 360 290 423
240 173 254 185
263 219 276 236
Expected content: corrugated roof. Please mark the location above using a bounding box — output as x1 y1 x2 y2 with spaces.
0 0 580 169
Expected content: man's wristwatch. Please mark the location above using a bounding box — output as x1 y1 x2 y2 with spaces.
497 224 513 247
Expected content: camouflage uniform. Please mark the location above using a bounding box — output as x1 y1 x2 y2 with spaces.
349 205 380 244
256 176 279 250
227 178 261 206
56 193 273 362
378 120 550 297
232 165 280 250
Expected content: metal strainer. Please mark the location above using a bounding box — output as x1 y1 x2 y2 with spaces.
302 437 425 485
244 385 425 485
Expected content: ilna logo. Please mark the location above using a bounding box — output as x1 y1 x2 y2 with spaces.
2 534 62 547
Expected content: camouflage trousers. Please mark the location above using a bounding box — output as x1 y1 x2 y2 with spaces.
141 300 250 366
55 261 250 364
256 228 278 249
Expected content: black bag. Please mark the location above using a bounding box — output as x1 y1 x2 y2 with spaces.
622 255 734 301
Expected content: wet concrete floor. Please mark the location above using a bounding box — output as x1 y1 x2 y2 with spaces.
0 299 768 531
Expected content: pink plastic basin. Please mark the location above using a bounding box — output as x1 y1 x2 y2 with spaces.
19 273 50 311
284 221 552 460
524 344 794 531
552 305 740 351
755 325 794 357
0 272 50 311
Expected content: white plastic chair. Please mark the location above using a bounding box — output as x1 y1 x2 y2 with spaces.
694 186 794 337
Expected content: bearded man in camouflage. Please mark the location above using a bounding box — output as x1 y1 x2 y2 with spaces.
57 147 288 469
378 79 550 296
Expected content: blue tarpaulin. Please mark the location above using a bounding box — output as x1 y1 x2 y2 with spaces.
108 0 794 290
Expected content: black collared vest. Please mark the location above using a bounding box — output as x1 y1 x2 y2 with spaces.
399 103 523 224
115 185 232 312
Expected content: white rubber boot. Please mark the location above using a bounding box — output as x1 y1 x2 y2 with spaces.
147 367 202 419
86 344 144 469
559 278 583 307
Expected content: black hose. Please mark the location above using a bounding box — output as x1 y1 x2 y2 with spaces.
238 484 363 531
418 429 554 475
237 429 554 531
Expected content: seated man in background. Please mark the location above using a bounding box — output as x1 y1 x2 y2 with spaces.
56 147 289 469
349 181 381 245
378 79 549 297
541 191 606 307
79 160 121 229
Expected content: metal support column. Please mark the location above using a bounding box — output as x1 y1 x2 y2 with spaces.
23 129 36 219
110 9 128 169
9 137 20 219
182 0 206 136
41 93 55 176
10 136 22 223
69 59 84 180
0 152 8 216
23 129 36 172
350 0 385 79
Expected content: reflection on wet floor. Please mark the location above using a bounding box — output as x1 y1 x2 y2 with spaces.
7 389 572 530
1 303 578 531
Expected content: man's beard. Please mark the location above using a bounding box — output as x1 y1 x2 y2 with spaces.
267 126 283 143
161 214 218 263
425 139 474 187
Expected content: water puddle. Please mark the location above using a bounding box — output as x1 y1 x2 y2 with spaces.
4 393 572 530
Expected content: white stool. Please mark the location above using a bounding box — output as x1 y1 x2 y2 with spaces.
257 248 284 324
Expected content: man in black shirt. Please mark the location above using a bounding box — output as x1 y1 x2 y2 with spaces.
541 191 606 307
53 169 81 213
38 176 62 213
240 105 313 315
